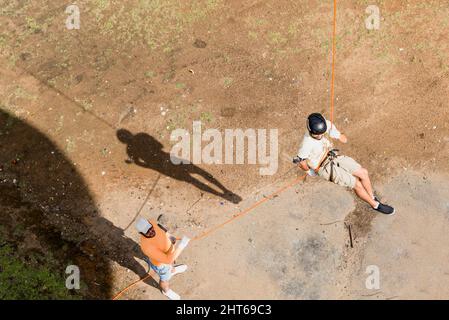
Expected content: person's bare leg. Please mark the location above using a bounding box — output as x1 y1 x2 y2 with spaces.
354 179 377 208
160 265 177 292
353 167 375 199
159 280 170 293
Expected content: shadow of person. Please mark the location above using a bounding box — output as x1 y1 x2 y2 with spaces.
90 217 159 291
116 129 242 204
0 110 157 299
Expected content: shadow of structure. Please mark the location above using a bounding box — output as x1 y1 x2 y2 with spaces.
116 129 242 204
0 110 154 299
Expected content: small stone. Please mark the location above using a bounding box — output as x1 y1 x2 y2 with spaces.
193 39 207 48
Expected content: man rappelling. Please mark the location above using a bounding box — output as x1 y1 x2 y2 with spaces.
294 113 395 215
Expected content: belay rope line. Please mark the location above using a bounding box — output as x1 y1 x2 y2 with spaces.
112 0 338 300
112 174 307 300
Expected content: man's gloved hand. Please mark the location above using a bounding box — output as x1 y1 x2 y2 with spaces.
307 169 317 177
178 236 191 250
329 130 340 139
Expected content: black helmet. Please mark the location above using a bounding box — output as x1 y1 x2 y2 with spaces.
307 113 327 135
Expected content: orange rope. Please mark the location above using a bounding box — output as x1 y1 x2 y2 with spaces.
112 0 339 301
330 0 337 128
112 272 154 301
192 174 307 241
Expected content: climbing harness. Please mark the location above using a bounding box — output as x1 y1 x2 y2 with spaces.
319 149 340 182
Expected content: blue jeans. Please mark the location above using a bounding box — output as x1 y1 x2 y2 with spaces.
144 257 172 282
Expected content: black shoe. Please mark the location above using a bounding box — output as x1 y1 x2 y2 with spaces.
374 202 395 215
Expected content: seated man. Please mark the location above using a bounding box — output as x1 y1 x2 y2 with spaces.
294 113 395 215
136 217 190 300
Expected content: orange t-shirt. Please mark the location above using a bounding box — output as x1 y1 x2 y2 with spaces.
140 220 174 266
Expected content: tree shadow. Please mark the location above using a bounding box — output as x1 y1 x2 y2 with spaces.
0 110 153 299
116 129 242 204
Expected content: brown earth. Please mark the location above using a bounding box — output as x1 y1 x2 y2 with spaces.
0 0 448 299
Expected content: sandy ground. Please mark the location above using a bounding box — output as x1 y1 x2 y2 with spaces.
116 169 449 300
347 171 449 300
1 0 449 299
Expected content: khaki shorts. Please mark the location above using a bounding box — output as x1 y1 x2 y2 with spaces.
317 155 361 189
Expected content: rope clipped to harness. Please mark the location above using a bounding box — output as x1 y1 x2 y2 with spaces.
327 149 339 182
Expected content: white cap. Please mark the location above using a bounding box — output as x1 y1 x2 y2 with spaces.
136 217 153 234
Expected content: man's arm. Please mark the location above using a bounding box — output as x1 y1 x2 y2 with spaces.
299 159 317 176
338 134 347 143
142 244 187 265
157 223 176 244
292 156 315 176
326 120 347 143
294 136 316 175
298 159 310 172
142 246 175 264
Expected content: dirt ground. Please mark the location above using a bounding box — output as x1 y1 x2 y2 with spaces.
0 0 448 299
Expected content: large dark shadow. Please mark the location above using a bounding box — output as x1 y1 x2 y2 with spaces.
116 129 242 204
0 110 155 299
